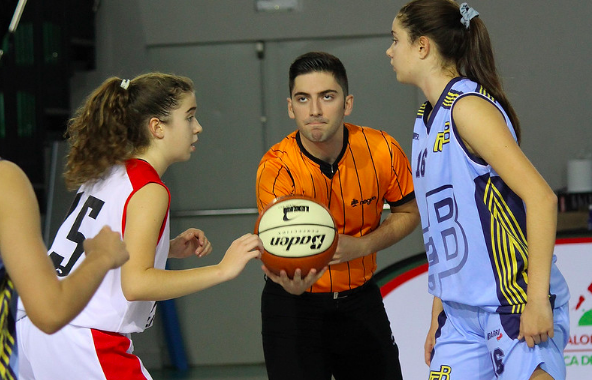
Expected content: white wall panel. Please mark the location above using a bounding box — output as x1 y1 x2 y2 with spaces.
138 0 403 45
148 43 265 211
168 214 265 365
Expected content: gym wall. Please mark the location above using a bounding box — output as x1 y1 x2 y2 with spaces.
45 0 592 369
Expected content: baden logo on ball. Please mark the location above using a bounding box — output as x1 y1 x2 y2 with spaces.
254 195 338 277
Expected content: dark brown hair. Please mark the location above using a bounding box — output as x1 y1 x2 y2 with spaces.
289 51 349 96
398 0 521 143
64 72 194 190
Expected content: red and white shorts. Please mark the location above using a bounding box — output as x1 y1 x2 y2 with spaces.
17 317 152 380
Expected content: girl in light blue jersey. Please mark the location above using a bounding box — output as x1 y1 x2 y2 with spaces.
386 1 570 379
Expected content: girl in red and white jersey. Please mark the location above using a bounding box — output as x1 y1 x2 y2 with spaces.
16 73 262 380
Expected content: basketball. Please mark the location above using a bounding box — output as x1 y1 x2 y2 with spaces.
254 195 338 278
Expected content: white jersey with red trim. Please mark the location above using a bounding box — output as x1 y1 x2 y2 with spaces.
17 159 170 333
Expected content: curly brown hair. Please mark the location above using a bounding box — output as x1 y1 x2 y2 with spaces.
64 72 194 190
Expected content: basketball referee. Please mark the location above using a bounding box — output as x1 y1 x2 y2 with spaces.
255 51 420 380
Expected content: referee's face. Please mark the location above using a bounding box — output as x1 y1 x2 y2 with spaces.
287 71 353 147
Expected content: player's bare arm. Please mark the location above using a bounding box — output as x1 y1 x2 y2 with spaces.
121 183 262 301
453 95 556 347
0 162 128 334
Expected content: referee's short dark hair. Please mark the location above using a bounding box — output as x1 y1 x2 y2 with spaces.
289 51 349 96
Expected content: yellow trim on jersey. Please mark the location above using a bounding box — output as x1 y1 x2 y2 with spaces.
442 92 459 108
0 277 16 380
484 179 528 313
417 102 427 117
478 85 496 102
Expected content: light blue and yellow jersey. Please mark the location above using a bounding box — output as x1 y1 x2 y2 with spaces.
411 77 569 313
0 157 18 380
0 259 17 380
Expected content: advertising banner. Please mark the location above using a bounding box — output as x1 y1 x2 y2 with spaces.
555 238 592 377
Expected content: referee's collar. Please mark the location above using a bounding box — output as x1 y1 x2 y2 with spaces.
296 126 349 179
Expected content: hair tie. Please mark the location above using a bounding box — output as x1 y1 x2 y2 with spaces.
120 79 130 90
459 3 479 30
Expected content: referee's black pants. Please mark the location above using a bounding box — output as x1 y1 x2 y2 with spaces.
261 278 403 380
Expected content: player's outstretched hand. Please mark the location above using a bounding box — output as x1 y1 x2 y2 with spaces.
84 226 129 269
263 266 327 295
218 233 263 280
169 228 213 259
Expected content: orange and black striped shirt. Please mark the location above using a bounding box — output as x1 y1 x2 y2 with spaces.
256 123 415 293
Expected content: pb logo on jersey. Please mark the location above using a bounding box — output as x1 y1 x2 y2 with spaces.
429 365 451 380
433 123 451 153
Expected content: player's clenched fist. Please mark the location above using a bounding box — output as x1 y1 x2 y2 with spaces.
84 226 130 269
218 233 263 281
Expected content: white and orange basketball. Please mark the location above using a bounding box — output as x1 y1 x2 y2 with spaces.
254 195 338 278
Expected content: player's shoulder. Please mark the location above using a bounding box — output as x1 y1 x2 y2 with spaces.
449 77 498 103
450 77 479 92
450 78 503 119
127 182 170 216
0 158 19 174
0 159 30 191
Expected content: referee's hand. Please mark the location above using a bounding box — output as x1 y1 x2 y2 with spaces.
263 266 327 295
